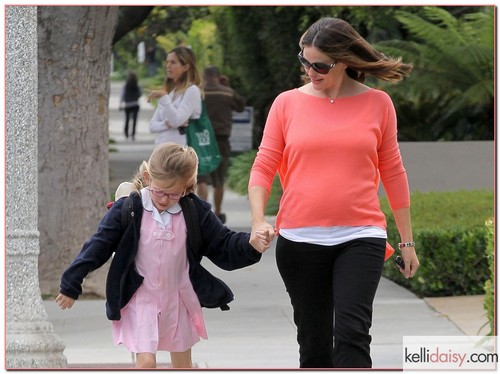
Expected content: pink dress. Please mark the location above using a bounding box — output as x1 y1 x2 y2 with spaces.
112 202 208 353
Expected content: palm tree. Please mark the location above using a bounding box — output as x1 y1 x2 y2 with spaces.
376 6 494 141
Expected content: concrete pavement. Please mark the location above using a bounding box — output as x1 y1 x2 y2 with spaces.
43 235 484 369
42 82 488 369
43 189 486 369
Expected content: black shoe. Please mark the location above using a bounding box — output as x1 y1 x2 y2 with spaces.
216 213 226 224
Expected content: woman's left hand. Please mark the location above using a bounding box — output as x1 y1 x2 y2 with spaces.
399 247 420 279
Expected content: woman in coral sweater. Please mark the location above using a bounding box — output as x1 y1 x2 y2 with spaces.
248 17 420 369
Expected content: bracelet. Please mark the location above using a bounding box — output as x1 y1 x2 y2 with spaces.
398 241 415 250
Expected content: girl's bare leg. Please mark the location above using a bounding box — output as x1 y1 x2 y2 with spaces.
170 349 193 368
135 352 156 368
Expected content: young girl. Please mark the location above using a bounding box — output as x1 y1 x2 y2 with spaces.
56 142 272 369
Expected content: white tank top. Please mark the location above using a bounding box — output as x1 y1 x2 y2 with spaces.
279 226 386 246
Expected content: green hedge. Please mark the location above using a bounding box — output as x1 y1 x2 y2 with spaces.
381 190 494 297
227 150 282 216
226 150 256 196
483 218 494 335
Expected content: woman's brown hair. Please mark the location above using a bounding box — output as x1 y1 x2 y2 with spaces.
164 46 202 97
300 17 413 83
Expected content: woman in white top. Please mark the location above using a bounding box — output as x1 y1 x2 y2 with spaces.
148 46 202 146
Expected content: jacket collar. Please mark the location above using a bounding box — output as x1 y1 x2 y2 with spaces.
140 188 182 226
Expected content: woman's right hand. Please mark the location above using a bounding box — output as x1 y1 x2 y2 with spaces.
248 186 275 252
250 221 276 253
147 89 167 103
55 293 75 310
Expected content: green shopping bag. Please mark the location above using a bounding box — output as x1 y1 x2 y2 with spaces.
186 101 222 176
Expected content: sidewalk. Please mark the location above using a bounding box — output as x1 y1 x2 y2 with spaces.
43 189 488 368
42 82 488 369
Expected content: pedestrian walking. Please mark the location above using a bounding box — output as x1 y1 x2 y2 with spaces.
120 71 142 141
56 142 272 369
248 17 420 369
202 66 246 223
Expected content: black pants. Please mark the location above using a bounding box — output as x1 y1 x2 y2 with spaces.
276 236 385 368
124 105 139 138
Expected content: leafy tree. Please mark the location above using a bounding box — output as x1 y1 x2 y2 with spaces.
210 6 478 145
154 17 223 72
211 6 322 145
113 6 154 45
112 5 492 142
375 6 494 140
112 6 211 78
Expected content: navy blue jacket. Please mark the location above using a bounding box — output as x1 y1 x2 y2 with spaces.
60 193 262 320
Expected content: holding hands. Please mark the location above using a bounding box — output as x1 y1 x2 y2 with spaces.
250 221 276 253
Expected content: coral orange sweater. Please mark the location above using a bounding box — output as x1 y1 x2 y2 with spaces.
249 88 410 231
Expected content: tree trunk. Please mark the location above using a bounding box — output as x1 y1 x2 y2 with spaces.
37 6 119 297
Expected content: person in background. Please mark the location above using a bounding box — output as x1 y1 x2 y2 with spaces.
202 66 246 223
248 17 419 368
120 71 142 141
147 46 208 198
56 142 272 369
148 46 201 146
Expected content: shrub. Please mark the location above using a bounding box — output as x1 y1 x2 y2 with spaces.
483 217 494 335
227 150 257 195
382 190 494 297
227 150 282 216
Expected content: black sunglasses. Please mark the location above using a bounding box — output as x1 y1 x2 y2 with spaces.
297 52 336 75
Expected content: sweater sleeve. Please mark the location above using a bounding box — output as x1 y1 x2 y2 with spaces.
192 195 262 270
149 86 201 134
248 94 285 193
59 202 124 299
149 96 170 133
378 96 410 210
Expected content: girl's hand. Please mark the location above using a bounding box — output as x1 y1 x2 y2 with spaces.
55 293 75 310
147 90 167 103
250 222 275 253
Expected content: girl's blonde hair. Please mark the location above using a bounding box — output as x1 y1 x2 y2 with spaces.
132 142 198 193
164 46 203 97
299 17 413 83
